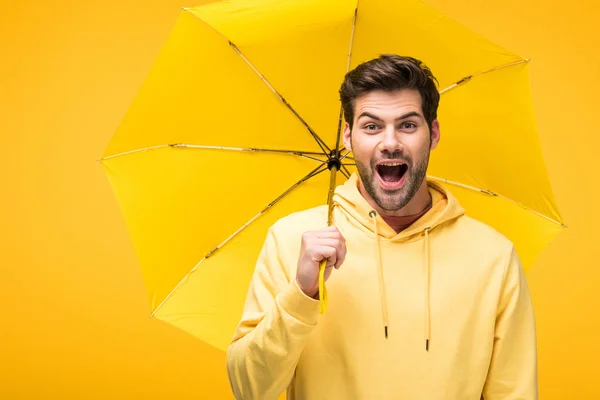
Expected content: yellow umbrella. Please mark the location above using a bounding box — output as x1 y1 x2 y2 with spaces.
100 0 565 352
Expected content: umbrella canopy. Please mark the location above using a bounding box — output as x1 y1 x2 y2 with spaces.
101 0 565 351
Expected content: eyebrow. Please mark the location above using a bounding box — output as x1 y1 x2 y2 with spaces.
357 111 423 122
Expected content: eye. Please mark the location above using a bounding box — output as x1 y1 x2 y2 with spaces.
400 122 417 130
364 123 380 132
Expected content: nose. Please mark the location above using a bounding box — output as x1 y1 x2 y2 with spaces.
378 124 403 153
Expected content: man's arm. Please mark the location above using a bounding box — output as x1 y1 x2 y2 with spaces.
226 225 321 400
482 246 538 399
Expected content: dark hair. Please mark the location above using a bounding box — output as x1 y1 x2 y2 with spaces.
339 54 440 130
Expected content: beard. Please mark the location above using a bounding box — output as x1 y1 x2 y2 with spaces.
354 145 430 212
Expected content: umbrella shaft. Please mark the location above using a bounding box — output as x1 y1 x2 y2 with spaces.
326 166 337 226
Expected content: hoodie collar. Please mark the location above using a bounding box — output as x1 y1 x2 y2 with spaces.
333 173 465 240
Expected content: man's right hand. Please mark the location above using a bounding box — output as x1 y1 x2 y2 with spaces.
296 226 347 299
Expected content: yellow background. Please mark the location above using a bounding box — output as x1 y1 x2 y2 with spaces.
1 0 597 398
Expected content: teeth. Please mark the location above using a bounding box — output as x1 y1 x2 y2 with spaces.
380 162 402 166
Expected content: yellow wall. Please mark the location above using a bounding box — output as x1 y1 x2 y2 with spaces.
1 0 598 398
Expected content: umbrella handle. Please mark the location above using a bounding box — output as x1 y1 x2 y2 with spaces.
318 259 328 314
318 162 338 314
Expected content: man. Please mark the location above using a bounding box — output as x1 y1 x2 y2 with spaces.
226 54 537 399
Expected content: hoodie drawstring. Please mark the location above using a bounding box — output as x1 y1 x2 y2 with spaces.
369 210 389 339
424 226 431 352
370 210 432 351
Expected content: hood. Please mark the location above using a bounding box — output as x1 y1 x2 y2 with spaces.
330 172 466 349
333 173 465 240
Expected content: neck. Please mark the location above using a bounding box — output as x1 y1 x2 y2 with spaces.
359 178 432 218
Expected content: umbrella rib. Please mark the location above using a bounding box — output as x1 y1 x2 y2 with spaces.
334 6 359 152
100 144 170 161
202 162 328 260
338 150 353 178
227 41 331 156
170 144 329 162
183 10 330 156
150 161 329 317
99 144 328 162
340 150 354 162
339 165 351 179
439 58 530 95
427 175 567 227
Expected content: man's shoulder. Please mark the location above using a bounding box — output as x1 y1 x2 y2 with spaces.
452 214 514 253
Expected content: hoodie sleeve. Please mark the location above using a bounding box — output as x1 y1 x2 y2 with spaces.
226 225 321 400
482 246 538 399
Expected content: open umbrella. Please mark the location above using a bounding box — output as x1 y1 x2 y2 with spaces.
100 0 565 352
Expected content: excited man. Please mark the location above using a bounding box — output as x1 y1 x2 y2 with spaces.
226 54 537 400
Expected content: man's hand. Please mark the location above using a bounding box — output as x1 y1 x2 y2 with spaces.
296 226 347 299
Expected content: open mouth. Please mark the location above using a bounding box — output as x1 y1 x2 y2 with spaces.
376 162 408 189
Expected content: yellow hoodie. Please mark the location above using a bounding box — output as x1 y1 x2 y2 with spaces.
227 173 537 399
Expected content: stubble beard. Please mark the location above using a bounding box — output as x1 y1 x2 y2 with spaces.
355 146 431 212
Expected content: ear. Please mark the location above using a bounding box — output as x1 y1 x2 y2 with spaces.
342 122 352 151
430 119 440 150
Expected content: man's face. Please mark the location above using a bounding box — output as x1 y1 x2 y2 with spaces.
342 89 440 211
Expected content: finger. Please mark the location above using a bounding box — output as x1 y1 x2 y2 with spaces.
315 245 337 267
319 237 345 268
334 249 345 269
309 238 342 249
